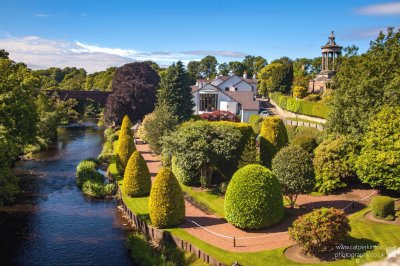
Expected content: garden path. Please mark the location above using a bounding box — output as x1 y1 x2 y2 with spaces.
136 140 377 252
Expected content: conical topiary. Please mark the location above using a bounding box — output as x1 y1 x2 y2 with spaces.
119 115 134 139
117 134 136 173
149 168 185 228
123 151 151 197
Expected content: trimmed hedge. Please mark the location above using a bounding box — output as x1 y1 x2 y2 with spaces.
259 116 288 168
76 160 104 187
149 168 185 228
370 196 395 220
224 164 284 229
123 151 151 197
249 114 263 135
117 134 136 173
270 92 330 119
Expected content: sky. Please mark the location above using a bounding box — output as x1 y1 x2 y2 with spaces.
0 0 399 73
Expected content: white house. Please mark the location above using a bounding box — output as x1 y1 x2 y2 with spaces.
191 74 259 122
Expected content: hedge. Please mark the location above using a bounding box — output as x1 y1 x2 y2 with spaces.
149 168 185 228
224 164 284 229
123 151 151 197
249 114 263 135
270 92 330 119
370 196 395 220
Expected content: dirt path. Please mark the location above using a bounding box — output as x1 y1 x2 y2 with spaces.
136 141 377 252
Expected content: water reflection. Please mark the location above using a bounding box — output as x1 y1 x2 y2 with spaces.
0 123 132 266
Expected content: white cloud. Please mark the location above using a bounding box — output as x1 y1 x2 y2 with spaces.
0 35 248 72
357 2 400 15
342 26 398 40
34 13 50 17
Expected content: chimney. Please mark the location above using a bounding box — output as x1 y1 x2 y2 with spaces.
243 72 247 79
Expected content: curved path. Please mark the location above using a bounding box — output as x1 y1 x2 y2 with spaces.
136 140 377 252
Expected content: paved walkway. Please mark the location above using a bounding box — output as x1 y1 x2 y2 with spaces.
136 141 377 252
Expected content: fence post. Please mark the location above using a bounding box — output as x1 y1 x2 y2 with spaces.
233 237 236 247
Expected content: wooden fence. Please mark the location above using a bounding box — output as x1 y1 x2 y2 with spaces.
116 186 227 266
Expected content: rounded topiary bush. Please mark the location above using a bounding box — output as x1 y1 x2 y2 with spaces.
289 207 351 255
123 151 151 197
76 160 104 187
120 115 134 138
224 164 284 229
370 196 395 220
149 168 185 228
117 134 136 173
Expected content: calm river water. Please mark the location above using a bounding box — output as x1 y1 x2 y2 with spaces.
0 124 132 266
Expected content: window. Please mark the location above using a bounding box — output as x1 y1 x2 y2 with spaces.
225 87 229 91
199 94 218 112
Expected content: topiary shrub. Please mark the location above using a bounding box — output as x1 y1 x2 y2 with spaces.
260 116 288 168
76 160 104 187
272 145 315 208
224 164 284 229
292 134 318 154
289 207 351 255
117 134 136 173
149 168 185 228
123 151 151 197
120 115 134 138
370 196 395 220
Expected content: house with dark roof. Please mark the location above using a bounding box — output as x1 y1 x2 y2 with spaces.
191 74 259 122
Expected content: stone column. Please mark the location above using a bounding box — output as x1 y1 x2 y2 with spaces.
332 52 335 70
321 53 324 71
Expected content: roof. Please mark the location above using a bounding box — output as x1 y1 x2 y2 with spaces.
224 91 259 110
191 85 200 92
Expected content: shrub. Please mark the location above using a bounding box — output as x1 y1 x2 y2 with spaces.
224 164 284 229
137 112 154 143
292 86 307 99
200 110 240 122
370 196 395 220
272 145 315 208
219 181 229 194
76 160 103 187
292 135 318 154
259 116 288 168
288 207 351 255
123 151 151 197
303 94 321 102
313 135 356 194
149 168 185 228
82 180 115 197
98 140 113 162
117 134 136 173
171 156 200 186
249 114 263 135
238 135 260 168
120 115 134 138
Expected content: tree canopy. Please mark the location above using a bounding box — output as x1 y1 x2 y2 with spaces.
257 57 293 96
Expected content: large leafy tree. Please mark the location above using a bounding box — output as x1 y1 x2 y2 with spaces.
0 49 9 59
84 67 116 91
228 61 246 76
104 62 160 126
356 106 400 192
242 55 267 77
257 57 293 95
218 62 230 76
59 67 87 90
327 27 400 138
157 61 194 121
200 55 218 79
187 60 202 84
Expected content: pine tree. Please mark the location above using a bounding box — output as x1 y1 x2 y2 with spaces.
238 135 260 168
157 61 194 122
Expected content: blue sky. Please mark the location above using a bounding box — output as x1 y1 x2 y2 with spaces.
0 0 399 72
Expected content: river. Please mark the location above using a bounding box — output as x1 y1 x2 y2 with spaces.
0 124 133 266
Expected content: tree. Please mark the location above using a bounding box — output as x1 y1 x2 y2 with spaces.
228 61 245 76
123 151 151 197
157 61 194 122
200 56 218 79
272 145 315 208
313 135 357 194
356 106 400 192
327 27 400 138
140 103 178 154
242 55 267 77
85 67 116 91
149 168 185 228
104 62 160 126
257 60 293 95
60 67 87 90
218 62 229 76
293 58 312 88
187 60 202 84
163 121 242 187
0 49 9 59
289 208 350 255
259 116 288 168
224 164 284 229
238 135 259 168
